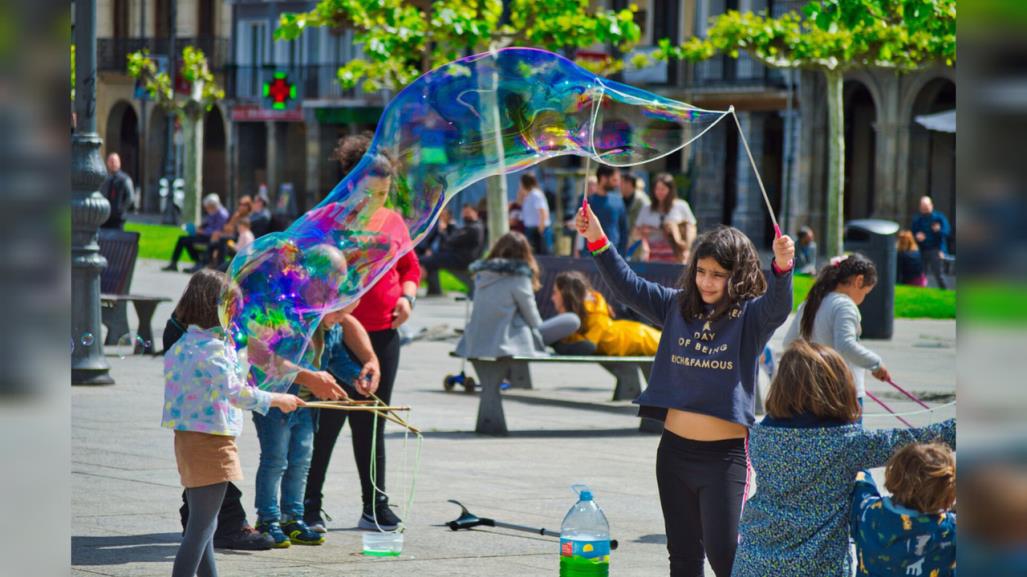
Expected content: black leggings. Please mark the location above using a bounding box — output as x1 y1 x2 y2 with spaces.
173 482 226 577
656 430 749 577
305 328 401 510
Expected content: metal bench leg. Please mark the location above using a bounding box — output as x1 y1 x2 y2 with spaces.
599 362 643 401
507 361 532 389
131 301 161 355
471 360 509 436
102 301 130 346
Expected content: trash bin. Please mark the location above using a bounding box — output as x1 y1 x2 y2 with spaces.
844 219 899 339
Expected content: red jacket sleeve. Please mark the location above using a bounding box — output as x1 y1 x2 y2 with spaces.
396 248 421 286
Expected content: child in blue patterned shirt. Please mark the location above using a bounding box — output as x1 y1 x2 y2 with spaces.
731 340 955 577
851 443 957 577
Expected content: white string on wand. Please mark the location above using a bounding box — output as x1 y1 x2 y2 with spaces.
730 106 782 238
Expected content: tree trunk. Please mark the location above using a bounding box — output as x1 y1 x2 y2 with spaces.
181 109 205 227
824 69 845 258
481 66 509 248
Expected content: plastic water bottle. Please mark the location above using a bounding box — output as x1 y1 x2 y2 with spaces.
560 484 610 577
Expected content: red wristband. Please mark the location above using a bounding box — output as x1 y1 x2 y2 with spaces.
586 236 609 252
772 259 793 275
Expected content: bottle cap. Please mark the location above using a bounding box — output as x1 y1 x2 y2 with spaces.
572 484 593 501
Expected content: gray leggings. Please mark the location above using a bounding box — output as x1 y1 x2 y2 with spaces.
540 313 597 355
538 313 581 345
173 482 226 577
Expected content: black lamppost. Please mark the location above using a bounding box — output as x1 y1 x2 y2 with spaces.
72 0 114 385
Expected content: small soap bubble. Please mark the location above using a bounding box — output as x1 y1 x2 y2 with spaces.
80 333 94 347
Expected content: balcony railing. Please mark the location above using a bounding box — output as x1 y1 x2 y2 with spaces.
225 64 365 102
685 53 788 90
770 0 810 18
97 36 231 73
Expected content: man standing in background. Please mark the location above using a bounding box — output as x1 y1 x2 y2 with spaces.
589 165 629 254
620 172 650 234
911 195 952 289
100 152 135 229
519 173 550 255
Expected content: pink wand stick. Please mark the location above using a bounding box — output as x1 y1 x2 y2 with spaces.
885 378 931 410
865 391 914 428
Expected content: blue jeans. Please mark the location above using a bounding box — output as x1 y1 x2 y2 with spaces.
253 406 316 523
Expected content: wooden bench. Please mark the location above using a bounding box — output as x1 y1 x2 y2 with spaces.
457 256 687 435
461 353 658 435
99 229 171 355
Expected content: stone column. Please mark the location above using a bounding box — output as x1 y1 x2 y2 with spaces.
873 73 904 220
265 120 278 200
304 109 322 206
731 111 768 242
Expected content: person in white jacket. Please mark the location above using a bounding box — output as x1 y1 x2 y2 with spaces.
782 253 891 408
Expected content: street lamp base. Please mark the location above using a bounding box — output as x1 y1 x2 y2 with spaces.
72 367 115 386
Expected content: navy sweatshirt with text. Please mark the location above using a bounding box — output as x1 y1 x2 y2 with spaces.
594 246 792 426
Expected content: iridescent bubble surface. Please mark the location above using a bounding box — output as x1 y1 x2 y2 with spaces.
222 47 729 391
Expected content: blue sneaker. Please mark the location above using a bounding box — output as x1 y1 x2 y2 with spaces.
255 521 290 548
281 519 325 545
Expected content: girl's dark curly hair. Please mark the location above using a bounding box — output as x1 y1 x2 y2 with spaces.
678 226 766 321
800 253 877 340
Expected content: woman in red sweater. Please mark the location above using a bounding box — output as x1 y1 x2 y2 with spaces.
303 134 420 532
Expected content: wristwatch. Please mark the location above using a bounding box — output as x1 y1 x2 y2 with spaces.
400 294 416 309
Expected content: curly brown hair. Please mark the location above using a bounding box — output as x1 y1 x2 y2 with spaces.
678 225 766 321
173 269 229 330
334 132 374 177
765 340 862 423
885 442 956 514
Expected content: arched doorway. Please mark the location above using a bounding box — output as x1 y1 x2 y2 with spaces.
203 107 228 205
146 107 169 214
843 82 877 220
908 78 956 236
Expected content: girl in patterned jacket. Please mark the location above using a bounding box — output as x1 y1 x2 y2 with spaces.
732 340 954 577
162 270 304 577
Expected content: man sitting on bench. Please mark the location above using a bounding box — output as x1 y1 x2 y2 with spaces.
420 203 485 295
163 194 229 273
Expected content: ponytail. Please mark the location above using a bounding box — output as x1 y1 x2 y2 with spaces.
800 253 878 340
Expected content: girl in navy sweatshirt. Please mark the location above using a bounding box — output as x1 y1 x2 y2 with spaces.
577 207 794 577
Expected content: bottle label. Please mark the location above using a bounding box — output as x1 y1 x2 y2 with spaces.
560 538 610 563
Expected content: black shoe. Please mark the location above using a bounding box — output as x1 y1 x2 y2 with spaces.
184 263 204 273
358 503 402 531
161 263 178 272
212 525 275 550
304 508 331 533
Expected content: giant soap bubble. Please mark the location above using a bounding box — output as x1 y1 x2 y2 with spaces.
222 47 730 392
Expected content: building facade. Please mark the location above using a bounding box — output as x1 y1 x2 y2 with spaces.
96 0 956 245
95 0 233 215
